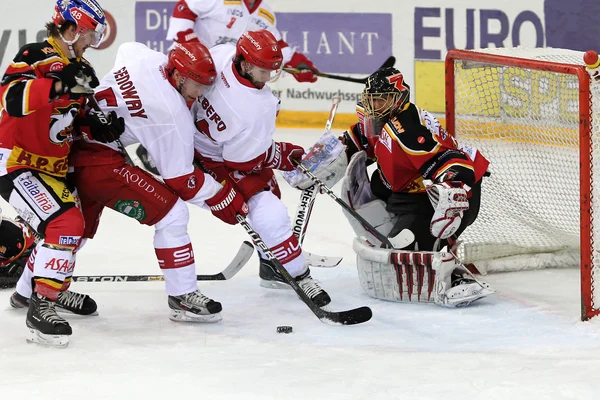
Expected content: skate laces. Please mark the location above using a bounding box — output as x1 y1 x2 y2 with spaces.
57 290 86 310
297 275 325 298
39 297 68 324
181 290 211 307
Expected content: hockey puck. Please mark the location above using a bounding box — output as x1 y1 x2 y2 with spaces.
277 325 293 334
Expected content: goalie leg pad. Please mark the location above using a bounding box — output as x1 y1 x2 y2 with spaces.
353 238 495 306
353 237 435 303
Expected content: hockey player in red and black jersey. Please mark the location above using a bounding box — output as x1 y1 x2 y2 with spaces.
0 0 124 347
339 67 494 307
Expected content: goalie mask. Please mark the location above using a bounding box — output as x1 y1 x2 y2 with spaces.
361 67 410 139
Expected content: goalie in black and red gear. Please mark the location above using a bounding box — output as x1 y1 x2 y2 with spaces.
339 67 494 307
340 66 490 250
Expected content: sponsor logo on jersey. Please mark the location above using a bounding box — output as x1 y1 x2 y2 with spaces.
59 236 80 246
7 147 69 176
378 128 392 152
15 174 61 215
114 199 146 221
114 167 156 193
44 257 75 273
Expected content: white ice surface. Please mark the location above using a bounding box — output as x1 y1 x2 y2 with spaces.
1 129 600 400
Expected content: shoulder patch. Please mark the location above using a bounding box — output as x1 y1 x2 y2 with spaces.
258 8 275 25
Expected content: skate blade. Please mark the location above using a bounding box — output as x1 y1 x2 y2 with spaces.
26 329 70 348
56 307 99 317
259 279 292 290
169 310 222 323
446 287 496 308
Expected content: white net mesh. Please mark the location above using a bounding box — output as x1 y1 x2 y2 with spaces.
449 47 600 315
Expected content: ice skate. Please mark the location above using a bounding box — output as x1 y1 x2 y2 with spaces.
259 257 331 307
168 289 222 322
10 289 98 315
26 293 72 348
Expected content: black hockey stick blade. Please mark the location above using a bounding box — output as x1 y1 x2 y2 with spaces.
72 241 254 282
236 214 372 325
315 305 373 325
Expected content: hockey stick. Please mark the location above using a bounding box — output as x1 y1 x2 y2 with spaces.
293 97 343 268
85 93 135 166
71 241 254 283
293 160 413 249
236 214 372 325
283 56 396 85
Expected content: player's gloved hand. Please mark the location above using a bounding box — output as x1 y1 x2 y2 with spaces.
80 110 126 143
284 52 318 83
425 180 470 239
175 28 200 44
205 180 249 225
49 60 100 96
264 141 304 171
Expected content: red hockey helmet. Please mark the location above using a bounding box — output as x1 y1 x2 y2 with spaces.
235 30 283 70
167 42 217 85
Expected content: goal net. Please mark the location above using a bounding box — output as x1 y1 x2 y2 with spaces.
445 47 599 320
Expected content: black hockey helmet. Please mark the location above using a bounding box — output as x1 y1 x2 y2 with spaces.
361 67 410 120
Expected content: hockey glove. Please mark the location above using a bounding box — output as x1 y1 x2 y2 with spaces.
284 52 318 83
205 180 249 225
425 180 470 239
175 28 200 44
49 60 100 96
80 110 126 143
264 141 304 171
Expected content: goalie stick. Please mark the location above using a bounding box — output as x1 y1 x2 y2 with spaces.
293 96 343 268
237 214 372 325
293 160 414 250
71 241 254 282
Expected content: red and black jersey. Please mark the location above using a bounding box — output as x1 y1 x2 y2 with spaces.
341 102 489 194
0 37 90 177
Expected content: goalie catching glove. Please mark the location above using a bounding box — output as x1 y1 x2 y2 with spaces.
425 180 470 239
205 180 249 225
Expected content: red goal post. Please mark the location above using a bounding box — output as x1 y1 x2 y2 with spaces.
445 48 597 320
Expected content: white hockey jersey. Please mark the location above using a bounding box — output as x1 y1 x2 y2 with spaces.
79 42 221 203
166 0 293 63
192 44 280 170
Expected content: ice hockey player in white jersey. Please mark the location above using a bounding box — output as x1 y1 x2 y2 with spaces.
10 40 249 336
166 0 319 83
133 0 320 176
192 30 331 307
